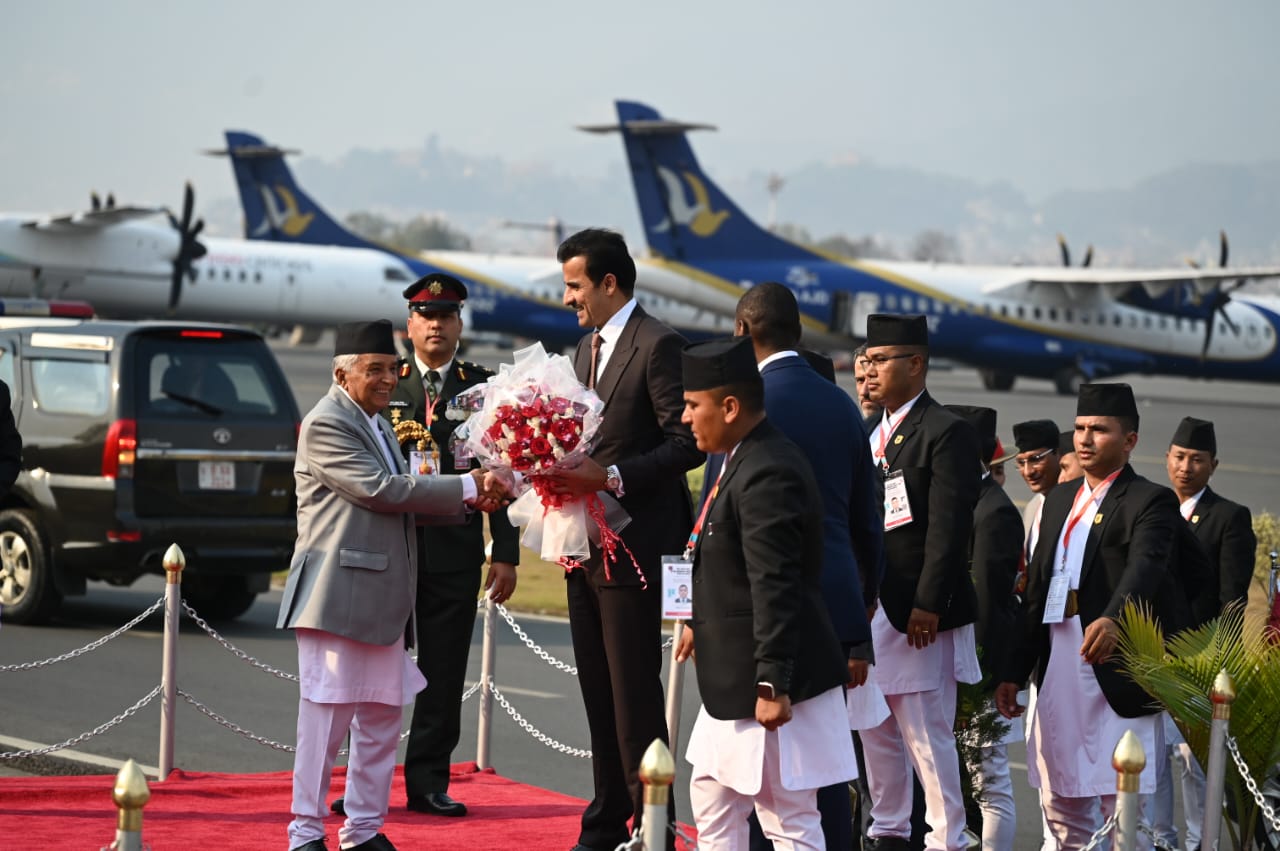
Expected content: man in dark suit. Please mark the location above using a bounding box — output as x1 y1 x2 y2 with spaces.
1154 415 1256 850
996 383 1183 848
731 282 883 851
946 405 1022 851
675 336 857 849
348 274 519 818
549 228 704 851
852 344 882 429
858 313 981 851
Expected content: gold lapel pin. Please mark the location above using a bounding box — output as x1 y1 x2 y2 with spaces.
893 434 904 445
1191 515 1200 524
1093 514 1103 525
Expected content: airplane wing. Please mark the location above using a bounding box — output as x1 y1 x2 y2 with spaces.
980 266 1280 298
20 206 167 232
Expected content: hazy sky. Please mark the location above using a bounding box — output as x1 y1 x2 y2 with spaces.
4 1 1278 215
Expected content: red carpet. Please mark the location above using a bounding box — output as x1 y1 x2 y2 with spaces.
0 762 695 849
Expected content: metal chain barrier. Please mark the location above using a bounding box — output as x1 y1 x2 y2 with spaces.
0 685 162 759
611 829 644 851
488 680 592 758
177 689 299 753
1225 734 1280 834
181 600 300 682
671 821 699 850
0 596 164 672
494 602 675 677
1077 813 1117 851
1137 822 1178 851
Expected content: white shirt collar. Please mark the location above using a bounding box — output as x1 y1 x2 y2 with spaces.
880 388 926 428
756 350 799 372
1180 486 1207 518
597 298 638 344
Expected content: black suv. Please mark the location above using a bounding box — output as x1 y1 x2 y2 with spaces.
0 319 300 624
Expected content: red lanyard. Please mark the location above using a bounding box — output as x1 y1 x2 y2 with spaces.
687 451 733 554
873 407 910 468
1060 470 1121 561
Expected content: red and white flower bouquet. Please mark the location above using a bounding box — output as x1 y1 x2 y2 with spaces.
454 343 635 576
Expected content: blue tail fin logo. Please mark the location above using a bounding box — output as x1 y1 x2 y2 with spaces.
653 167 730 237
251 184 315 238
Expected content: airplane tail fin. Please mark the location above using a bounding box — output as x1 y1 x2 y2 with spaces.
213 132 381 251
582 101 813 263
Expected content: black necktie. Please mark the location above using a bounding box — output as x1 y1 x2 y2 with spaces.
588 332 602 390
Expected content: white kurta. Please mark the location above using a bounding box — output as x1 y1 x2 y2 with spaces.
297 627 427 706
869 608 982 695
1024 479 1157 797
685 686 858 794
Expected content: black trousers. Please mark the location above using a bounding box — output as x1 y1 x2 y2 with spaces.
403 567 481 798
567 569 676 851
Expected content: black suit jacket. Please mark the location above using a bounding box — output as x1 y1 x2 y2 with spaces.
691 420 847 720
877 391 980 633
1188 487 1255 617
1010 464 1185 718
970 475 1023 683
574 305 704 586
382 358 520 573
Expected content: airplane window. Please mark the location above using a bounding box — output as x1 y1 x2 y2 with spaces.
239 270 247 282
933 300 944 313
1082 313 1090 325
254 272 262 283
383 267 411 282
1016 306 1026 319
1049 308 1059 321
999 304 1008 317
223 269 231 281
1116 315 1125 327
1033 307 1043 320
1142 316 1151 329
1265 326 1273 339
1065 308 1074 322
1247 325 1257 336
886 295 897 309
1158 318 1167 330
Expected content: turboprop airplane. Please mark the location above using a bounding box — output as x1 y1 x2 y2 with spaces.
582 100 1280 393
0 185 601 347
214 132 754 346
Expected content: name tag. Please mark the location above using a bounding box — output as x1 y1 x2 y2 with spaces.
884 471 913 530
661 555 693 620
1043 573 1070 624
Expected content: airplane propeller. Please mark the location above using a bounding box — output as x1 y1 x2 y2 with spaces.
1056 233 1093 268
1195 230 1247 359
166 182 208 311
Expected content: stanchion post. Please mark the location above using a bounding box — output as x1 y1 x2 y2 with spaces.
158 543 185 780
110 758 150 851
664 621 686 757
639 738 675 851
476 595 497 770
1201 668 1236 851
1112 729 1145 851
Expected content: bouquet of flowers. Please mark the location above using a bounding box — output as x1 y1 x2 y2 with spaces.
453 342 638 580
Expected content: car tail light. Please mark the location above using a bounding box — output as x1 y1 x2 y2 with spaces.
102 419 137 479
180 330 224 338
107 529 142 542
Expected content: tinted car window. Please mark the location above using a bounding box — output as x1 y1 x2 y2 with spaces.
0 344 14 390
137 336 286 418
30 359 110 416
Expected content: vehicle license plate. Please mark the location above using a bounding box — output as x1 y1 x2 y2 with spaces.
198 461 236 490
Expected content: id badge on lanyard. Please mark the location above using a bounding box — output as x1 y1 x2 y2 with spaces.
883 470 913 530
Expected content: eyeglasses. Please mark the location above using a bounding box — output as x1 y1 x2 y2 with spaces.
1014 448 1055 468
863 353 916 369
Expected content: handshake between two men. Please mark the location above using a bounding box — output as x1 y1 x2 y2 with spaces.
464 467 516 514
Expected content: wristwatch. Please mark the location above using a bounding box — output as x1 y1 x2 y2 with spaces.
605 464 623 497
756 681 779 700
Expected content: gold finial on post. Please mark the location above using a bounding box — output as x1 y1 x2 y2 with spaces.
113 759 150 838
1211 669 1236 720
1112 729 1147 794
639 738 676 806
162 543 186 584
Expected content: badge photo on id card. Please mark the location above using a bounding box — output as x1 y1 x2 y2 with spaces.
883 470 913 530
661 555 693 620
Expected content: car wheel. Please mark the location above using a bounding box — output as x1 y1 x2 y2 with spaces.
0 509 61 625
182 574 258 621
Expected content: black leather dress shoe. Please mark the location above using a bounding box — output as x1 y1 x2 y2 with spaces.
406 791 467 816
290 841 327 851
330 796 346 816
865 838 912 851
344 834 396 851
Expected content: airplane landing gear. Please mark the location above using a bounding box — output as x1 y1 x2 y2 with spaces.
980 369 1015 391
1053 367 1086 396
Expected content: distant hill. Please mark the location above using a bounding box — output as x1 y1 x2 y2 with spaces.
200 136 1280 267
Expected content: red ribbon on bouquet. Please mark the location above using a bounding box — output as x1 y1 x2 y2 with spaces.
529 479 644 587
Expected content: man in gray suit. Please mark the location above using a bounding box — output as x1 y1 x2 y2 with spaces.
279 320 506 851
